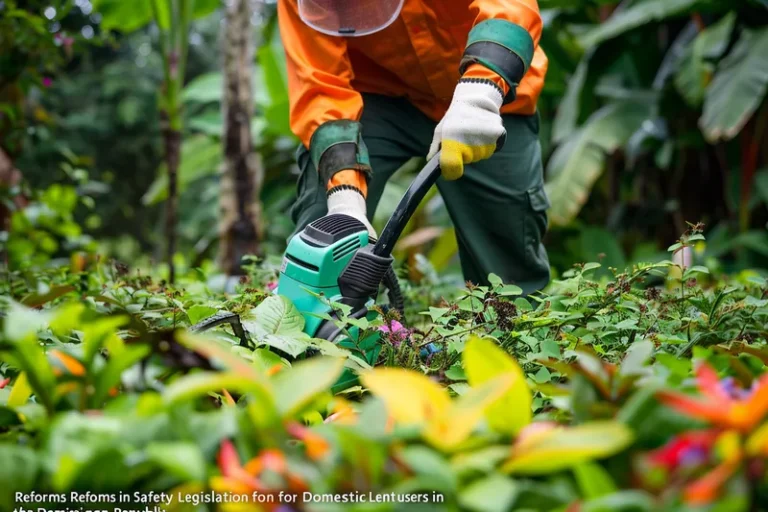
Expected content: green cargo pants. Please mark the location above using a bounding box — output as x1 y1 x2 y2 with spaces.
290 93 551 295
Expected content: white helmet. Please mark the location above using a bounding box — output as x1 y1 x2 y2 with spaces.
298 0 404 37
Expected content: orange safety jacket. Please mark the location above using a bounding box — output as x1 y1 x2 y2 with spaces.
277 0 547 193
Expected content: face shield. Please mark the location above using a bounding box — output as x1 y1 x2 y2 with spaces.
298 0 404 37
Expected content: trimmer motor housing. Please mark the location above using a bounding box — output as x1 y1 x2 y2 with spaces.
276 213 392 339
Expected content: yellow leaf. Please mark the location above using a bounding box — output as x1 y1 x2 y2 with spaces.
425 374 513 451
463 335 532 435
8 372 32 407
361 368 451 425
747 422 768 456
501 421 634 475
715 430 742 464
362 368 512 452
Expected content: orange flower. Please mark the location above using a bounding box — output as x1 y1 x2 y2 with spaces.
286 422 331 461
683 461 740 505
216 440 264 492
212 440 307 508
657 363 768 432
50 349 85 377
324 398 356 425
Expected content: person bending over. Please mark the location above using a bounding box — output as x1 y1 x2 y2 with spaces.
278 0 550 294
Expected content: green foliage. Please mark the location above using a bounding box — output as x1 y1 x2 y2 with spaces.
540 0 768 272
2 166 98 270
2 229 768 508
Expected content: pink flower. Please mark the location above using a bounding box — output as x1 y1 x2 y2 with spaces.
379 319 410 347
266 281 278 292
42 77 53 88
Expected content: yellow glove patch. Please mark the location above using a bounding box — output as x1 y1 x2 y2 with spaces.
439 139 498 181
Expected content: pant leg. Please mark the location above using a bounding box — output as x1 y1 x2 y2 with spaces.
289 94 432 237
435 113 551 295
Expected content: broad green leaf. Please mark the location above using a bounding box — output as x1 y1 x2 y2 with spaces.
488 273 503 287
502 421 634 474
451 446 511 476
182 72 224 104
163 371 271 406
82 316 128 365
92 0 153 33
5 340 57 413
463 336 532 435
579 0 701 48
252 348 289 374
0 444 38 510
262 334 311 358
675 13 736 107
145 442 206 482
552 57 589 144
499 284 523 296
573 462 617 499
459 473 518 512
545 101 654 225
271 357 345 418
251 295 306 335
193 0 221 19
244 296 312 357
701 28 768 142
92 345 150 405
581 491 655 512
7 372 32 407
256 30 292 137
176 331 263 380
398 446 457 494
187 305 218 325
620 340 654 377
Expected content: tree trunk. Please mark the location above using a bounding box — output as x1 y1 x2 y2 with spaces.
218 0 262 276
164 124 181 284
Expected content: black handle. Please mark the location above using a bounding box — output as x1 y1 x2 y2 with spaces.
372 152 442 258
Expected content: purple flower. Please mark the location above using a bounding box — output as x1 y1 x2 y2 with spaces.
720 377 755 401
42 77 52 88
679 445 709 467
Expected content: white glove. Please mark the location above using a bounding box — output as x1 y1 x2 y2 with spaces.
327 188 377 241
428 79 506 181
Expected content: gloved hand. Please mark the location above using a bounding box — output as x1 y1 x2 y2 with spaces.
327 183 377 241
428 78 506 181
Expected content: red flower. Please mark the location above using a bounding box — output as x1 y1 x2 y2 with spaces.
647 430 718 470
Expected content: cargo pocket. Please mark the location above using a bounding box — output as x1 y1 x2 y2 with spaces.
524 184 551 270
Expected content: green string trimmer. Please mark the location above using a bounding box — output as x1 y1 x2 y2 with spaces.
194 152 444 390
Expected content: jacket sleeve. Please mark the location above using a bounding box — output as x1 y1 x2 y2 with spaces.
277 0 363 149
461 0 543 103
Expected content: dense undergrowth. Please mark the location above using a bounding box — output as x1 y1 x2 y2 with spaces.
2 228 768 512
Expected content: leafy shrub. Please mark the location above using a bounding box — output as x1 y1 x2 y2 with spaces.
1 231 768 511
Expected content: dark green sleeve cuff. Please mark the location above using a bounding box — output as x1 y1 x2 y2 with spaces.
459 19 534 104
309 120 372 186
